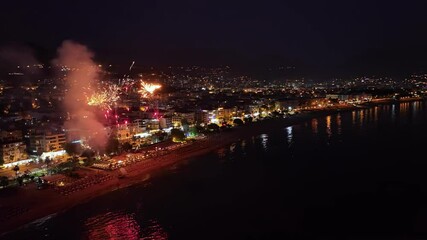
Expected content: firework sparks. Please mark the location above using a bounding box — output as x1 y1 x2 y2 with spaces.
87 92 108 108
138 80 161 98
129 61 135 71
87 84 120 110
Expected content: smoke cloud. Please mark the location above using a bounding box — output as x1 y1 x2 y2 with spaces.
53 40 107 151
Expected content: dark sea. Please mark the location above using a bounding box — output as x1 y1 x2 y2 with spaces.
4 101 427 240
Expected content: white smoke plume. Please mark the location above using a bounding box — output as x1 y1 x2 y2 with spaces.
53 40 107 151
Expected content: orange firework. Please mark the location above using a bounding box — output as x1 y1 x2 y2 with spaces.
138 80 161 98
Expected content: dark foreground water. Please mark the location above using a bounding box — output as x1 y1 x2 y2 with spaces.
5 101 427 239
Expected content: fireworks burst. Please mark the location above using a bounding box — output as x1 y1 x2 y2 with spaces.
87 84 120 110
138 80 161 98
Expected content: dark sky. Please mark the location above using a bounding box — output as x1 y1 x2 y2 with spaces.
1 0 427 78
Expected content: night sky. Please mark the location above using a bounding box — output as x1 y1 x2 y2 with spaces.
1 0 427 78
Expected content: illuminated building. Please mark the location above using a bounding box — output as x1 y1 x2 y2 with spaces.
0 141 28 165
159 116 172 129
274 99 300 112
194 110 210 124
43 133 66 152
0 130 23 143
116 124 132 143
217 107 236 123
29 130 66 155
172 111 195 127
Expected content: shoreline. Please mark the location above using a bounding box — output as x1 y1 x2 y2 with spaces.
0 99 423 235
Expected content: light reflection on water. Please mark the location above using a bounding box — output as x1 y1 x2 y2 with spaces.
311 118 318 135
326 116 332 144
352 111 356 125
412 101 418 119
260 133 268 150
391 104 396 122
286 126 293 145
241 140 247 155
303 102 427 146
241 140 246 149
84 212 140 240
84 211 167 240
336 114 342 136
401 102 409 115
359 110 364 127
400 102 408 124
5 101 427 239
374 106 378 122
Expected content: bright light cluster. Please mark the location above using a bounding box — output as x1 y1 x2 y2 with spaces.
138 80 161 98
87 84 120 110
86 80 161 110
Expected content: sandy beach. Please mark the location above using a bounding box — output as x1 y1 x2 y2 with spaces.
0 103 400 235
